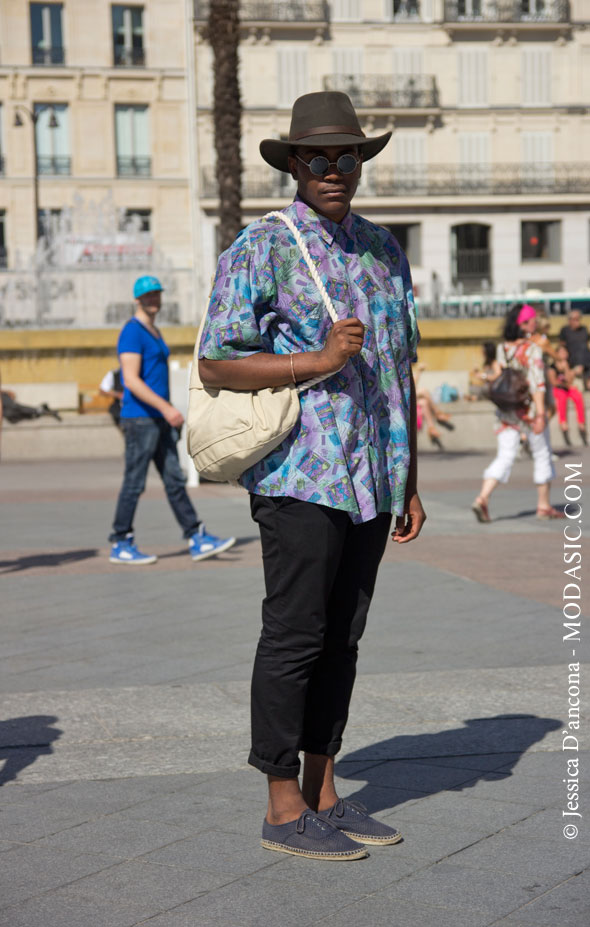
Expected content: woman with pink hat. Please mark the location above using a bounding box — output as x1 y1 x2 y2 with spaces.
472 304 564 522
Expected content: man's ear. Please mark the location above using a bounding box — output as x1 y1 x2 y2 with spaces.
287 155 298 180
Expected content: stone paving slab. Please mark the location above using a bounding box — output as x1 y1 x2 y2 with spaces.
0 454 588 926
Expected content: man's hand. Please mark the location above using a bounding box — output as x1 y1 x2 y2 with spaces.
392 492 426 544
319 318 364 374
163 404 184 429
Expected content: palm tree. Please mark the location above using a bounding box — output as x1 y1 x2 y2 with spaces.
208 0 242 253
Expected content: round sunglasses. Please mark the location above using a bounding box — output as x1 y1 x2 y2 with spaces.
296 153 361 177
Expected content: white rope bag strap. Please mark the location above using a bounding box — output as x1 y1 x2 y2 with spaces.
266 210 341 393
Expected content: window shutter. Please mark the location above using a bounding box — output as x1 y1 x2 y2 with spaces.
277 47 308 107
393 47 423 75
522 132 552 165
522 48 551 105
333 47 364 78
458 49 488 106
394 132 426 190
459 132 490 188
332 1 361 21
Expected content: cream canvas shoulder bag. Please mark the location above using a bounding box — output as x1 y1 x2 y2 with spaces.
186 211 339 482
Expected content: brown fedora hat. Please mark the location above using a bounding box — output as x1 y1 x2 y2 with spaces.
260 91 391 173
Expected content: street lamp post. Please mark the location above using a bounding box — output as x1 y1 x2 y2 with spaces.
14 104 59 324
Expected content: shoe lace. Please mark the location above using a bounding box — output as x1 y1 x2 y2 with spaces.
296 810 334 835
333 798 367 819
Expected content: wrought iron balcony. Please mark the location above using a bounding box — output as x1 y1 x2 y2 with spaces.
37 156 71 175
0 246 7 269
393 1 421 20
201 167 295 198
32 45 65 65
116 156 151 177
361 162 590 196
194 1 328 22
113 45 146 67
323 75 439 110
202 163 590 200
444 1 570 24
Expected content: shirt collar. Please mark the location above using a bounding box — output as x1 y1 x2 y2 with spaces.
292 194 356 247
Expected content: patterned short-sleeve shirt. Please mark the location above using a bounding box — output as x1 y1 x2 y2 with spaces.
200 195 419 523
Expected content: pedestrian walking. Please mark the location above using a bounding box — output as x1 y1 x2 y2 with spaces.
109 275 235 565
472 304 563 523
198 91 426 860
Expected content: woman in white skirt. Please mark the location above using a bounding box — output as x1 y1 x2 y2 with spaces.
472 304 564 523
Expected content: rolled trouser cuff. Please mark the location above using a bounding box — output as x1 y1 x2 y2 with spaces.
300 738 342 758
248 749 301 778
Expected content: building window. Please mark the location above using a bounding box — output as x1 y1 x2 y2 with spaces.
0 211 7 267
30 3 64 65
451 223 491 293
393 1 420 20
112 5 145 67
521 220 561 262
122 208 151 232
522 48 551 106
277 47 308 108
34 104 70 174
386 223 421 266
37 207 64 239
458 49 488 107
115 105 150 175
332 0 361 20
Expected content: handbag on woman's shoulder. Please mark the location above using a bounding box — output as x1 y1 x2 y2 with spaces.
186 211 339 482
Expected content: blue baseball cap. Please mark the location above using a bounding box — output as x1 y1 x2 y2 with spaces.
133 275 163 299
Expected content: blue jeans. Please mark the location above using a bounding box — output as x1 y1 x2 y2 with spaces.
109 417 200 542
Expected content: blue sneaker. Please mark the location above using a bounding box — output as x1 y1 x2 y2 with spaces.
109 539 157 565
188 525 236 562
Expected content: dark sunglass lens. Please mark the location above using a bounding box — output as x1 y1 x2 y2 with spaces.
308 156 330 175
337 154 358 174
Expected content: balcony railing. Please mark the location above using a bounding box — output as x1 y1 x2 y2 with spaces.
202 163 590 199
194 1 328 22
0 247 7 269
323 75 439 109
37 156 71 175
454 248 491 279
32 45 65 65
444 1 570 24
116 156 151 177
114 45 146 67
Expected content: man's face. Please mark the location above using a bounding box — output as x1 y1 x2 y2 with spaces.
138 290 161 317
287 145 362 222
569 312 582 329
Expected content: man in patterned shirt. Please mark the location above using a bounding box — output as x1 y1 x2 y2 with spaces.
199 92 426 860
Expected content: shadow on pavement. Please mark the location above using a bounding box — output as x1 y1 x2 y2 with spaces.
0 549 99 573
336 714 562 813
0 716 62 786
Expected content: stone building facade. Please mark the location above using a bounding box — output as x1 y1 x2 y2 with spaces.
0 0 193 273
194 0 590 309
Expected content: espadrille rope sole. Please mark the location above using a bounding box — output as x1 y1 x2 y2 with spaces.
343 830 403 846
260 839 367 860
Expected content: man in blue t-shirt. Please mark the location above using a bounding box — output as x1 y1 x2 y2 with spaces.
108 275 235 564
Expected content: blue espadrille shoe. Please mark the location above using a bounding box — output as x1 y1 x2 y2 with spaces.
318 798 402 846
261 809 367 860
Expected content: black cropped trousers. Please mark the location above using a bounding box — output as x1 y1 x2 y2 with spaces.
248 494 391 778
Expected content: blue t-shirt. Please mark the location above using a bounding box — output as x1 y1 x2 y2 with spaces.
118 317 170 419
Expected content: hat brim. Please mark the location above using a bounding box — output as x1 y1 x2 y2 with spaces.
259 131 392 173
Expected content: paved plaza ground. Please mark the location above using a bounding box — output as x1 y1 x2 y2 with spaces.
0 449 588 926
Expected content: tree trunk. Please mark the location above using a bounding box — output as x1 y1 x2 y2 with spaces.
209 0 242 253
